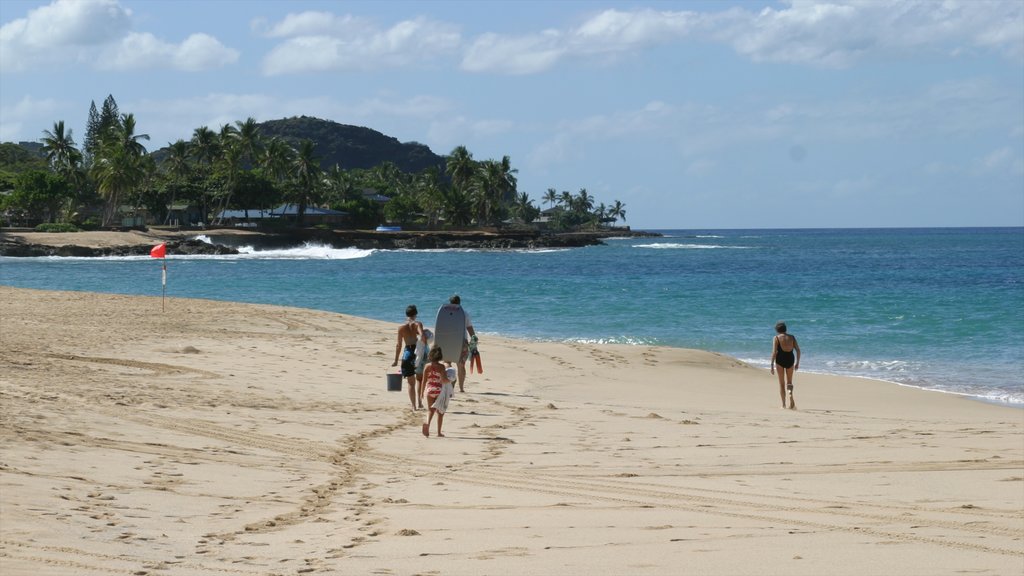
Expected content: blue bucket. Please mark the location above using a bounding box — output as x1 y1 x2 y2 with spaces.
386 372 402 391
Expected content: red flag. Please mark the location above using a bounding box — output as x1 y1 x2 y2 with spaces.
150 243 166 258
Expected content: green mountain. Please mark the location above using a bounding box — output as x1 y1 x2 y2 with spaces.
258 116 446 173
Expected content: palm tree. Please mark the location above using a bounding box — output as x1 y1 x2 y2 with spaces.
440 185 473 227
91 114 150 226
445 145 475 195
413 167 445 228
40 120 84 221
559 190 573 210
117 113 149 157
92 142 145 226
322 164 359 205
290 139 320 226
259 137 294 184
232 117 262 166
499 155 518 205
573 188 594 215
513 191 538 223
189 126 220 221
473 159 508 225
594 202 608 228
41 121 82 175
543 188 558 210
213 141 243 223
162 139 192 224
609 200 626 226
190 126 219 168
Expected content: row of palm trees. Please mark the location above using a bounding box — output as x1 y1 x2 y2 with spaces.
34 107 627 230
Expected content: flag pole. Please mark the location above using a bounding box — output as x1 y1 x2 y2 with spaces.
161 259 167 312
151 243 167 312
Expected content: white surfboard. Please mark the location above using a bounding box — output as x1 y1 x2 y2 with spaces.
433 303 466 363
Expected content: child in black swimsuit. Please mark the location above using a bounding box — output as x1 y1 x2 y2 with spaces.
770 321 801 409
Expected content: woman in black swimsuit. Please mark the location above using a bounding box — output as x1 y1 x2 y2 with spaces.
770 321 801 409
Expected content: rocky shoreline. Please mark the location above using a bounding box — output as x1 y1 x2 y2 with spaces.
0 227 660 257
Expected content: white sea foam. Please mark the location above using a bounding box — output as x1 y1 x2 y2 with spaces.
739 357 1023 406
234 243 372 260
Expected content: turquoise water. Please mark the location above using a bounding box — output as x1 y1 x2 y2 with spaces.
2 228 1022 405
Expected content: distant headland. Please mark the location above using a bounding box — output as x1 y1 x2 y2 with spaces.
0 227 661 257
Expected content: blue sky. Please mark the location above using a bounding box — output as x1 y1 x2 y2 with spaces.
1 0 1021 229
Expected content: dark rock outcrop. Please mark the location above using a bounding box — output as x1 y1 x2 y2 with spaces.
0 237 238 257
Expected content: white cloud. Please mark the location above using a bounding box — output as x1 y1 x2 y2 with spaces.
461 1 1022 75
255 11 368 38
0 95 64 143
97 32 238 71
976 146 1024 175
716 0 1024 68
570 8 698 53
0 0 237 73
174 33 240 71
261 14 460 75
462 9 700 74
462 31 563 74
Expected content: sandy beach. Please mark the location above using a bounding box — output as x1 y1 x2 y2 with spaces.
0 286 1021 575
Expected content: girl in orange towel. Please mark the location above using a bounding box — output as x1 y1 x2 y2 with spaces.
421 347 452 437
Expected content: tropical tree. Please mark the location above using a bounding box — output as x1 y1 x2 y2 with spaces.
439 185 473 227
498 155 518 204
609 200 626 226
512 191 539 223
472 159 503 225
543 188 558 210
40 120 84 221
4 170 72 224
212 141 243 222
40 121 82 176
594 202 608 228
161 139 193 224
258 137 294 184
289 139 321 226
92 144 145 226
91 114 150 226
116 113 150 158
232 117 262 166
190 126 219 169
189 126 220 220
413 167 446 228
572 188 594 215
445 145 475 195
559 189 573 210
84 95 120 164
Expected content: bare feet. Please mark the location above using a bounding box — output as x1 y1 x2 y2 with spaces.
421 423 429 437
437 432 445 438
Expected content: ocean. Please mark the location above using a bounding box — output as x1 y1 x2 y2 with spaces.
2 227 1022 406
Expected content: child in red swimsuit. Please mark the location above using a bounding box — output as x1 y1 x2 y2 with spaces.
421 347 451 437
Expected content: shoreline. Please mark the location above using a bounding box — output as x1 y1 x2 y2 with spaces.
1 286 1021 575
0 249 1015 405
0 227 661 256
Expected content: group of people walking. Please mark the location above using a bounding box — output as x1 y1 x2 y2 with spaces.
391 295 476 437
394 304 803 438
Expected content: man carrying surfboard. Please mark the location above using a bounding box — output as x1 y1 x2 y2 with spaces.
448 295 476 393
392 305 425 410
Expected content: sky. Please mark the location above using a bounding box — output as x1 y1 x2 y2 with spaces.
1 0 1022 229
